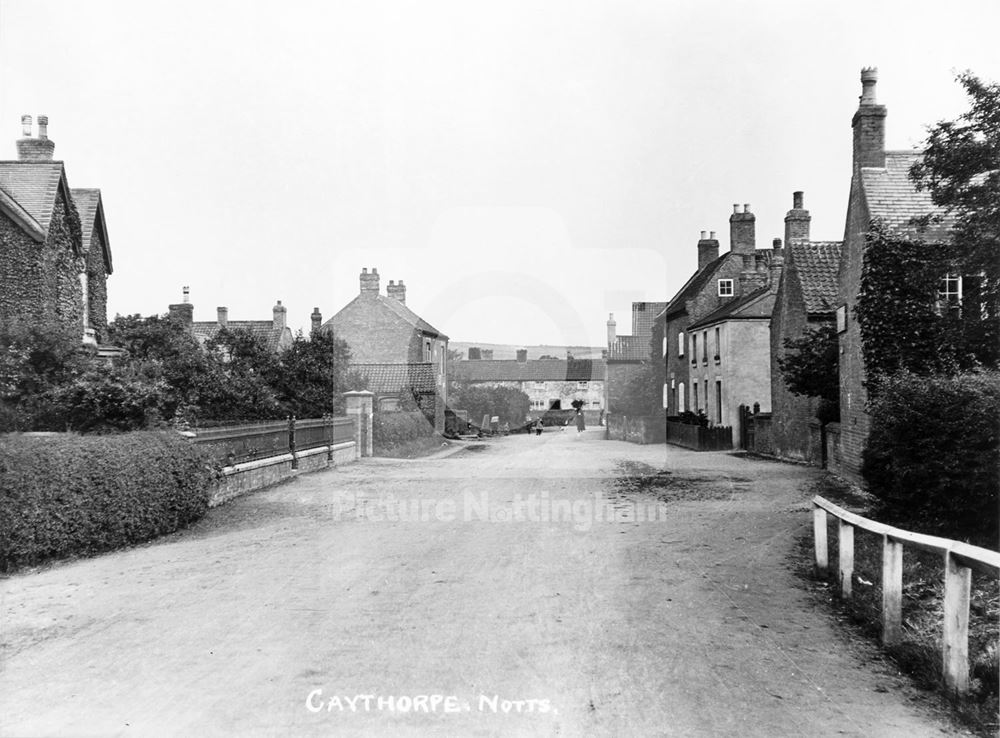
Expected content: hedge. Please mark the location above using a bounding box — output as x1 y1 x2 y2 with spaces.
861 370 1000 548
0 431 219 572
372 411 435 452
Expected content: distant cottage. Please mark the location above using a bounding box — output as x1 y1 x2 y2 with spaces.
0 115 115 353
167 288 294 352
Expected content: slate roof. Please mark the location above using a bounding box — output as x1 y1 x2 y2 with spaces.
451 359 605 383
608 335 648 361
0 161 69 240
192 321 290 351
326 293 447 340
662 253 728 318
860 151 954 242
71 188 112 273
352 363 436 394
788 241 842 314
688 285 774 330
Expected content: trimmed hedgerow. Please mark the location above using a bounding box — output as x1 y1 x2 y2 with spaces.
861 370 1000 548
372 411 434 454
0 431 219 572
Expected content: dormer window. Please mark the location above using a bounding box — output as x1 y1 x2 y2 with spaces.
718 279 734 297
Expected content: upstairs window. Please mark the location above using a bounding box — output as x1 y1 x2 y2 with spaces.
678 331 685 357
577 381 589 390
718 279 734 297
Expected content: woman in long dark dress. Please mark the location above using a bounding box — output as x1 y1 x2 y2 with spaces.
575 410 586 433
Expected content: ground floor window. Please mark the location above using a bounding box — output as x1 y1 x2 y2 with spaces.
716 381 722 424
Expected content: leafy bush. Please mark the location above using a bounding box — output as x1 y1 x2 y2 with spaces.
450 384 530 428
861 370 1000 547
0 432 219 571
372 411 435 452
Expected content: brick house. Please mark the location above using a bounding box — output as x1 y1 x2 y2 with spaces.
451 355 606 424
769 192 842 462
833 68 953 479
167 289 295 352
686 246 783 438
655 204 777 417
1 115 113 349
322 268 449 430
604 302 666 415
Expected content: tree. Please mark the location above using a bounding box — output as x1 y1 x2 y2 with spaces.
450 383 530 428
0 320 92 431
910 71 1000 367
776 324 839 422
272 330 361 417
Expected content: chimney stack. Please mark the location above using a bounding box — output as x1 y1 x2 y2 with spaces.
784 190 811 244
852 67 887 170
168 287 193 327
359 267 380 295
386 279 406 304
311 307 323 333
16 113 56 161
697 230 720 270
217 306 228 328
607 312 617 348
273 300 287 330
516 349 528 363
729 203 755 255
769 249 785 294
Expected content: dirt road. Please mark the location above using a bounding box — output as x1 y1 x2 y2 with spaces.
0 429 962 736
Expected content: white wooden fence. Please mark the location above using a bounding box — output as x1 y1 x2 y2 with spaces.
812 495 1000 697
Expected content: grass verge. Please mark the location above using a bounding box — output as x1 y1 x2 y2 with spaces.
799 473 999 738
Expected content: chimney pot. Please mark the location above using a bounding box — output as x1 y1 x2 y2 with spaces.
37 115 48 139
732 204 740 214
784 189 812 244
700 230 707 239
20 115 32 137
273 300 287 330
311 307 323 333
710 231 716 239
183 286 190 304
860 66 879 104
743 204 751 213
217 307 228 327
793 191 804 209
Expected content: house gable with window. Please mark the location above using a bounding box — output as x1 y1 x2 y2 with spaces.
322 268 449 430
834 68 955 479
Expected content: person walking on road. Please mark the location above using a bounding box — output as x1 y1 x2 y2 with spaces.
575 409 586 433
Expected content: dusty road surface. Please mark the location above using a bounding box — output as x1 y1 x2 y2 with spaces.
1 429 963 737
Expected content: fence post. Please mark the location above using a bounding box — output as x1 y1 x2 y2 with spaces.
881 536 903 646
942 551 972 697
288 415 297 469
813 505 828 575
838 520 854 598
325 414 334 461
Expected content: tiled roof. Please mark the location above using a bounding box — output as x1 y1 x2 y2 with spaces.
0 161 68 238
860 152 954 241
192 321 290 351
608 335 648 361
663 253 728 318
328 293 448 340
71 188 112 273
378 295 447 339
688 286 773 330
352 363 436 394
789 241 842 314
451 359 605 382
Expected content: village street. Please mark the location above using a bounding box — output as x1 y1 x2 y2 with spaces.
0 430 962 737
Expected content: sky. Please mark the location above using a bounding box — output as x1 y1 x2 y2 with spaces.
1 0 998 347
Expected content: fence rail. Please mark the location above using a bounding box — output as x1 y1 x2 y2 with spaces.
811 495 1000 697
191 416 356 466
